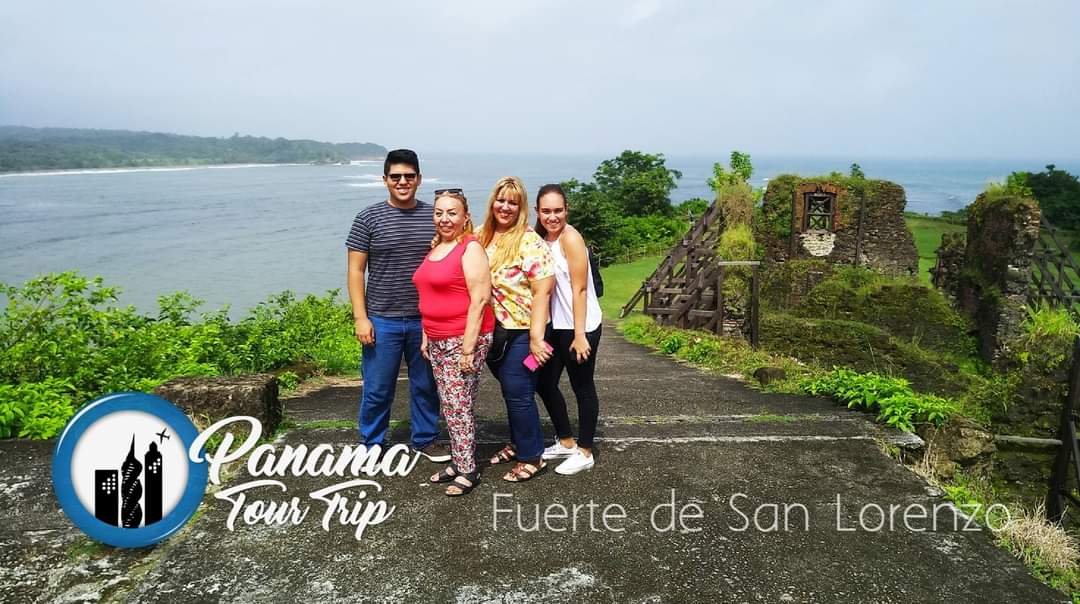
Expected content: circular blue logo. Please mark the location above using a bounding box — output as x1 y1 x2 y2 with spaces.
51 392 208 548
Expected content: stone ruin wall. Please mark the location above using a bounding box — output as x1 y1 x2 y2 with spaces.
950 194 1041 364
930 232 965 303
759 177 919 278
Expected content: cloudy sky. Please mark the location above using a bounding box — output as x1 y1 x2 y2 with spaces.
2 0 1078 159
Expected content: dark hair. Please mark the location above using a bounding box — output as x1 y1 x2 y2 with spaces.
383 149 420 176
534 183 568 238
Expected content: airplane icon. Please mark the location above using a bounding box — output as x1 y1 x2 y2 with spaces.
156 428 170 443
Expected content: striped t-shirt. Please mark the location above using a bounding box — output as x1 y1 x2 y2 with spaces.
345 200 434 317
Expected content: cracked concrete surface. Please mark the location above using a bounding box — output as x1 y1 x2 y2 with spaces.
0 325 1066 602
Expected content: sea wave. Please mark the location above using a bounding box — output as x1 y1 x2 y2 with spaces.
342 174 382 180
345 182 387 188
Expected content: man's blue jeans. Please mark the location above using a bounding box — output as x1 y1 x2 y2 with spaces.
358 315 440 449
486 328 544 461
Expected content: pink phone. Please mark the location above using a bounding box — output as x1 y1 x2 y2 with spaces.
523 341 554 372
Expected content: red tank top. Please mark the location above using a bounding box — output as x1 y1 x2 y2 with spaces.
412 235 496 339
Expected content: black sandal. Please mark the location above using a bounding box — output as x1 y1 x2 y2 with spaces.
430 465 458 484
446 471 480 497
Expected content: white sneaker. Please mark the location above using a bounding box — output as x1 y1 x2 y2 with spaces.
555 451 595 475
542 441 578 460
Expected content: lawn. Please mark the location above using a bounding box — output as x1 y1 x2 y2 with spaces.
598 255 662 320
904 216 966 284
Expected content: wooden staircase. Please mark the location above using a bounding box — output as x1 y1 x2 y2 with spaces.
620 201 760 344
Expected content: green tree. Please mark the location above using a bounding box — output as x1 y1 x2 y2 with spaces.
593 150 682 217
677 197 710 220
1024 165 1080 229
850 163 865 180
564 178 620 248
708 150 754 193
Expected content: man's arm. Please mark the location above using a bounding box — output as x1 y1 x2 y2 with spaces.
347 250 375 345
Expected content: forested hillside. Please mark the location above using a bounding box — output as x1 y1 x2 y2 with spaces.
0 126 386 172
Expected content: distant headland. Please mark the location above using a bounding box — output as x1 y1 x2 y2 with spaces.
0 126 386 173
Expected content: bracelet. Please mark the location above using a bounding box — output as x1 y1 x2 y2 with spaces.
462 350 475 355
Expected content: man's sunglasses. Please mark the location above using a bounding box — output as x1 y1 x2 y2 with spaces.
386 173 418 183
434 188 464 196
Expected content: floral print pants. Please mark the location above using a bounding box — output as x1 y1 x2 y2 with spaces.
429 332 492 474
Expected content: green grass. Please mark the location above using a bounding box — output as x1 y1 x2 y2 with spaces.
905 216 966 285
599 255 663 319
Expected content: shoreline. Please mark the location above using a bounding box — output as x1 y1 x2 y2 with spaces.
0 158 385 178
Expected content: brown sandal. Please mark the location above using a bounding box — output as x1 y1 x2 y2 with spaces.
502 460 546 483
489 444 516 466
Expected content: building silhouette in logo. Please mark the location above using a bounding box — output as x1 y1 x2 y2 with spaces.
145 441 162 524
94 470 118 526
94 434 164 528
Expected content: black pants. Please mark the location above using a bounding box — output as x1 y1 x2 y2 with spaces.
536 324 601 449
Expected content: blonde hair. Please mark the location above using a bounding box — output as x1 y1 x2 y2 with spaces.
431 192 474 248
478 176 530 270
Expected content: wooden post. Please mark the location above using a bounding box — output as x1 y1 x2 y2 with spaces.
643 285 651 315
750 264 761 348
1047 337 1080 522
716 265 726 336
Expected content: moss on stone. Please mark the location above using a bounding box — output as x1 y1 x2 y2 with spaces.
789 266 976 355
759 258 834 308
761 313 971 395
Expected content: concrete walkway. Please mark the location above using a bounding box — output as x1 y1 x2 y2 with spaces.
0 325 1066 603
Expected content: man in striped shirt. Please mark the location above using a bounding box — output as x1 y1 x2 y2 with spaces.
346 149 450 462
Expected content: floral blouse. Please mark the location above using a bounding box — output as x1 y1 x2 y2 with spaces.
486 230 555 329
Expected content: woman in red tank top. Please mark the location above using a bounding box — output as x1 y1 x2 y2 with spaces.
412 189 495 496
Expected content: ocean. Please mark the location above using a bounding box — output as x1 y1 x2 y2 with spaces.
1 153 1075 315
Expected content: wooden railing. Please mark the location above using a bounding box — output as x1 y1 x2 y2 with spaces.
1031 215 1080 313
632 260 761 347
621 202 724 318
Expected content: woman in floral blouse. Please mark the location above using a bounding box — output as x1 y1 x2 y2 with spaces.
477 176 555 482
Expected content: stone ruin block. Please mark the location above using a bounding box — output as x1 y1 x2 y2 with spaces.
757 175 918 277
930 232 965 303
153 374 282 434
953 193 1040 364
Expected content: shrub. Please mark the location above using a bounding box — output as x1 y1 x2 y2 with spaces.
603 214 688 258
0 272 361 439
802 368 958 432
716 182 756 227
660 332 688 354
1012 304 1079 373
0 378 77 439
717 224 759 304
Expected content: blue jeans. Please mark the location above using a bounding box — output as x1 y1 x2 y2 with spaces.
358 315 440 449
486 328 544 461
